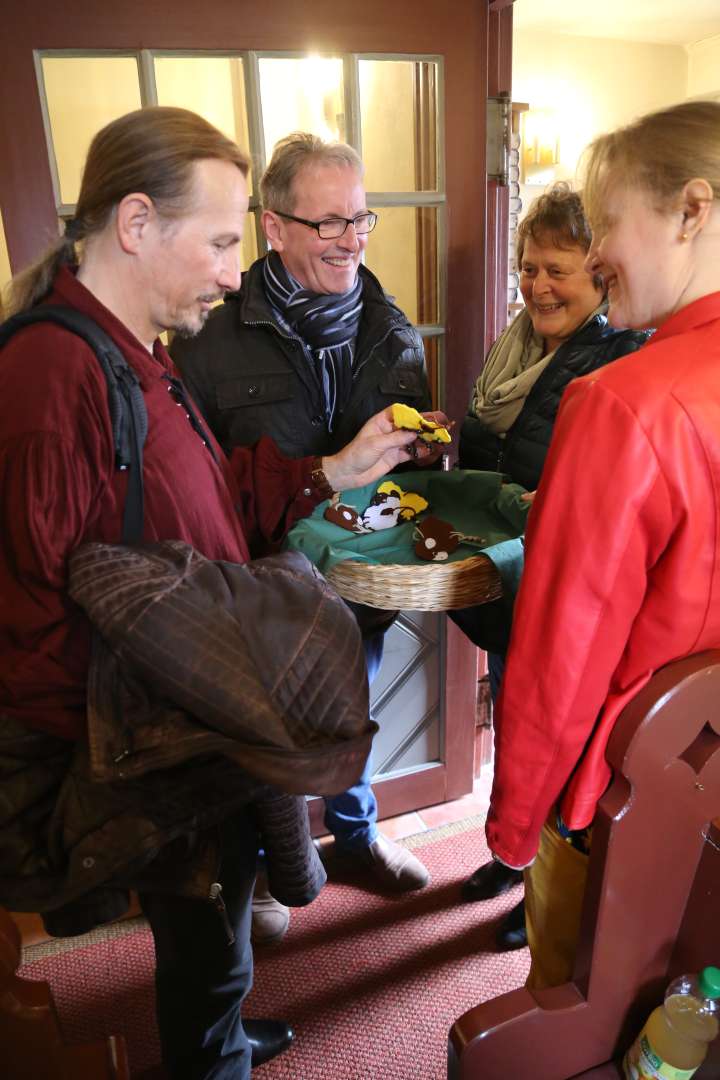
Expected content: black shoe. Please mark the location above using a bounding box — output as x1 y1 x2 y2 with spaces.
495 898 527 951
461 859 524 901
244 1018 294 1069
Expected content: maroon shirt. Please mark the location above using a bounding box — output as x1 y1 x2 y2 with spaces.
0 268 321 739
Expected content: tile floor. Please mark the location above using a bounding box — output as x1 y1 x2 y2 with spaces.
376 767 493 841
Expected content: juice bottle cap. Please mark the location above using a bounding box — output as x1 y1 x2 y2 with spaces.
699 967 720 999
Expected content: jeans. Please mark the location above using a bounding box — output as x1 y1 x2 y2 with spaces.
323 630 383 851
139 810 259 1080
487 650 505 704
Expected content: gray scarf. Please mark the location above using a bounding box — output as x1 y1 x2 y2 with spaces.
263 252 363 431
471 302 608 435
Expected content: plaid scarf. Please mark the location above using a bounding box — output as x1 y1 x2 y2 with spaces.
263 251 363 431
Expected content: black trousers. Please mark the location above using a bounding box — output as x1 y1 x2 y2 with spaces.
139 810 259 1080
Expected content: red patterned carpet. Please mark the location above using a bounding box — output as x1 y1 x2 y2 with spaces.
18 816 529 1079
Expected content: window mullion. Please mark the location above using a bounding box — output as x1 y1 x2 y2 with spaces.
138 50 158 107
436 56 446 194
33 51 63 214
343 54 361 154
244 51 266 184
437 201 447 329
366 192 446 207
244 50 266 254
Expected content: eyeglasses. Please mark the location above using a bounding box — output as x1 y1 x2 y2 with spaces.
273 210 378 239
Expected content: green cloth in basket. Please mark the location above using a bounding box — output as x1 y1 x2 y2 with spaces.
285 470 530 575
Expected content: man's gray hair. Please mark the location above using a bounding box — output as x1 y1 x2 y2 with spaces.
260 132 363 214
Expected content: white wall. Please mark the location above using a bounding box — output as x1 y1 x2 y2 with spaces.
687 34 720 98
512 30 688 206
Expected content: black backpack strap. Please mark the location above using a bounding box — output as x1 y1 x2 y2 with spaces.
0 305 147 544
162 373 220 467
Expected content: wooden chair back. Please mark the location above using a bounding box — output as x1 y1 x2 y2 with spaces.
449 650 720 1079
0 905 130 1079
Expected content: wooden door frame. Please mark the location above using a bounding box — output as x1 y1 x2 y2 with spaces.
0 0 513 819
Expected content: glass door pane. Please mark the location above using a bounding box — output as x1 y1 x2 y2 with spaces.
41 56 142 205
359 59 439 192
259 56 344 161
364 205 439 325
154 56 251 182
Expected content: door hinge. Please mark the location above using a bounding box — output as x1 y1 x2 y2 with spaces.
487 94 512 186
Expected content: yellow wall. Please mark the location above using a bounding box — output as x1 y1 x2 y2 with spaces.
512 31 688 205
687 35 720 98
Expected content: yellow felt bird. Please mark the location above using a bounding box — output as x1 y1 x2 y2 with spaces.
376 480 429 521
391 403 452 444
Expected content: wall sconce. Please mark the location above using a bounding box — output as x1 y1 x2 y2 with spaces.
521 109 560 186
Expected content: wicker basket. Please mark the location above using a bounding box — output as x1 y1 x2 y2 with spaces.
326 553 502 611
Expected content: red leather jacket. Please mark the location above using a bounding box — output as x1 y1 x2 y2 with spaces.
487 291 720 868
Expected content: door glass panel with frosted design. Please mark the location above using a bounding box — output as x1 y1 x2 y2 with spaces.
41 57 142 206
364 205 439 326
259 57 344 163
370 611 442 776
359 59 438 193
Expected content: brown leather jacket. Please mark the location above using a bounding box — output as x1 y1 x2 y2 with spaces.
0 544 373 933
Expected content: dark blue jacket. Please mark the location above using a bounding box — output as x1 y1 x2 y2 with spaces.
459 315 651 491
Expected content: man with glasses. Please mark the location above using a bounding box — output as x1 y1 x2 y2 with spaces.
172 133 432 944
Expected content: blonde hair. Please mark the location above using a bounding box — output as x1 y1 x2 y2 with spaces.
260 132 363 214
7 106 250 316
582 100 720 228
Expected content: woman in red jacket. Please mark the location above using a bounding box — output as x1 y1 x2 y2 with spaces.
485 99 720 989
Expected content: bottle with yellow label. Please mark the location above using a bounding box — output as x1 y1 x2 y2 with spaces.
623 967 720 1079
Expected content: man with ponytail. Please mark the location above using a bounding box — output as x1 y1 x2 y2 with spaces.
0 106 419 1079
